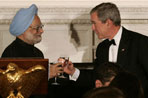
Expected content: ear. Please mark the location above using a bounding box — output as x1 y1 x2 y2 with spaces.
106 19 113 26
95 80 103 88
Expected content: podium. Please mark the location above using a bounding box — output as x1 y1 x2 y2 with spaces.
0 58 48 95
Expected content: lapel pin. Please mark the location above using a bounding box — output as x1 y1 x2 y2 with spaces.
121 49 125 51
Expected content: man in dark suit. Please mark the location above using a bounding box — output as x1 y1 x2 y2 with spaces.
64 2 148 98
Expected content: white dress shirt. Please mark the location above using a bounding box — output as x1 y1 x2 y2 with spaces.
70 26 123 81
109 26 122 62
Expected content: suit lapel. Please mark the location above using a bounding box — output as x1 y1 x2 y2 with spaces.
117 27 130 66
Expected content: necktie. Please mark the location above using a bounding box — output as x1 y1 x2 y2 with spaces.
105 39 116 61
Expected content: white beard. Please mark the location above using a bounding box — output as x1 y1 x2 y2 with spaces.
25 32 42 44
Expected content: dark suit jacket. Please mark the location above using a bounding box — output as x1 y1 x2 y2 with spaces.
78 27 148 97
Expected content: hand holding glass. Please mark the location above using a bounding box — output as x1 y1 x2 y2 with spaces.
58 56 69 78
50 62 63 85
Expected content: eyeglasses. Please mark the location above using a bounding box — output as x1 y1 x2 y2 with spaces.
29 24 44 32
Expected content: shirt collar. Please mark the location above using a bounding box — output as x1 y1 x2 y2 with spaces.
113 26 122 46
16 37 34 48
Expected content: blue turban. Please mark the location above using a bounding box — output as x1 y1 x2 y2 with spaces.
9 4 38 36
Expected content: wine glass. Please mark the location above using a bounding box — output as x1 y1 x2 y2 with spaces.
50 62 60 85
52 76 60 85
58 56 69 79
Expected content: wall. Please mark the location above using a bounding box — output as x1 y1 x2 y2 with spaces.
0 0 148 63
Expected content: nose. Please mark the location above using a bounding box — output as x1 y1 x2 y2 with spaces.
39 28 44 34
92 24 95 31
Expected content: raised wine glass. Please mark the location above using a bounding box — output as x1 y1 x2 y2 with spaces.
50 62 60 85
58 56 69 79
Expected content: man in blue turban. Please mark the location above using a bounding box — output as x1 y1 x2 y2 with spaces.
1 4 64 98
1 4 44 58
1 4 47 98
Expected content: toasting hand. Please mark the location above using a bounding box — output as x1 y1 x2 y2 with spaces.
58 58 76 76
49 63 63 79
